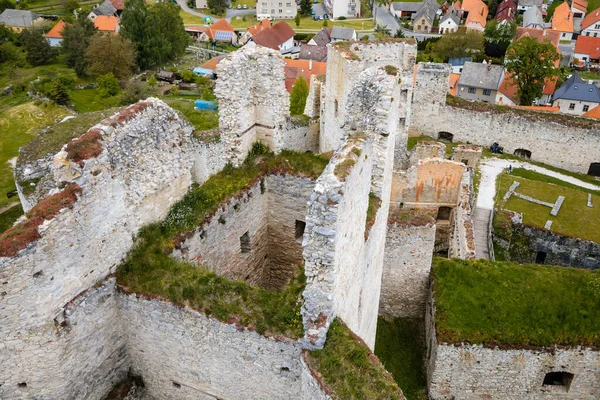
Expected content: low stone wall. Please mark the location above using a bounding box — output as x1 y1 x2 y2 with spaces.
449 170 476 259
120 292 304 400
191 139 228 186
495 213 600 269
451 144 482 169
380 211 436 319
300 354 331 400
174 175 315 289
426 286 600 400
408 141 445 167
281 117 319 154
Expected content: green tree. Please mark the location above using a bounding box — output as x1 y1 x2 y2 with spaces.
374 23 391 38
394 28 405 38
300 0 312 16
147 75 157 90
434 28 484 61
149 2 188 60
97 72 120 97
0 0 15 12
86 34 135 79
484 20 516 57
487 0 498 17
64 0 79 14
323 18 328 27
120 80 150 105
22 28 54 66
207 0 228 14
290 75 309 115
505 36 560 105
294 13 301 27
0 42 21 64
48 78 70 105
61 17 96 77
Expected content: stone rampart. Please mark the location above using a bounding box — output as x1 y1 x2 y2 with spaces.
215 46 289 165
0 99 201 397
408 141 446 167
380 211 436 319
450 170 476 259
174 175 315 289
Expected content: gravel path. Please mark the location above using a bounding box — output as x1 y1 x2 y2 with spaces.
476 158 600 210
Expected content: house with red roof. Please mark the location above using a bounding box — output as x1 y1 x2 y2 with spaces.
199 19 238 44
246 21 296 56
283 58 327 92
45 19 66 47
582 104 600 118
461 0 488 31
551 2 574 40
571 0 587 31
495 0 518 23
581 7 600 37
93 15 120 33
241 18 271 44
574 35 600 65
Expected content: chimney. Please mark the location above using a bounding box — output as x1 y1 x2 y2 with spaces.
309 58 313 71
487 62 491 71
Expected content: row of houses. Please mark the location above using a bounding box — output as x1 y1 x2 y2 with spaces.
392 0 489 34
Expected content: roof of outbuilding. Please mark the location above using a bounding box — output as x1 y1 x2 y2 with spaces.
582 104 600 118
251 21 295 50
391 2 422 12
457 61 504 90
310 27 332 46
283 58 327 92
331 26 355 40
553 72 600 102
448 57 472 66
517 0 542 7
93 15 119 32
0 9 40 27
522 6 545 28
91 0 117 16
45 19 66 39
299 44 328 62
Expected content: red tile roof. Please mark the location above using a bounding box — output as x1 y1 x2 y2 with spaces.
516 105 560 112
498 73 519 104
201 55 226 70
283 58 326 92
574 35 600 59
109 0 124 10
251 21 295 50
552 2 574 33
495 0 517 22
581 7 600 30
45 19 66 39
448 73 460 96
203 19 235 41
572 0 587 12
515 27 561 49
582 104 600 118
247 18 271 36
93 15 119 32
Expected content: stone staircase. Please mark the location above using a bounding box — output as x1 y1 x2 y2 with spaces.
473 207 492 260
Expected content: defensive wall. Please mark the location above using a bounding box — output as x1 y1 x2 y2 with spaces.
411 63 600 174
426 286 600 400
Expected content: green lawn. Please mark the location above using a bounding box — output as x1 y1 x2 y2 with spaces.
180 9 210 25
0 203 24 233
495 172 600 243
432 258 600 347
375 317 427 400
406 135 457 156
70 88 121 113
0 98 71 209
588 0 600 13
163 97 219 131
579 71 600 81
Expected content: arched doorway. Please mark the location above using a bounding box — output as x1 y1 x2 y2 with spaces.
514 149 532 159
438 132 454 142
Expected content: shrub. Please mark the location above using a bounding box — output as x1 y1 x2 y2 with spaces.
97 73 120 98
337 16 346 20
289 75 309 115
120 81 150 105
48 79 70 105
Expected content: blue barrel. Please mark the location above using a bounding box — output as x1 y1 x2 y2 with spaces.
195 100 217 110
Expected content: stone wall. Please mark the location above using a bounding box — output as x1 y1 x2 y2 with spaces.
411 63 600 173
120 292 306 400
215 46 289 165
281 117 320 154
191 139 228 185
300 354 331 400
174 175 314 289
449 170 476 260
0 99 200 398
408 141 446 167
495 213 600 269
451 144 482 169
380 211 436 319
304 74 324 119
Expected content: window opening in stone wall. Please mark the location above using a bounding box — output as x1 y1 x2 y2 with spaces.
437 206 452 221
438 132 454 142
18 383 27 388
334 99 339 117
542 372 574 390
295 220 306 240
240 231 251 253
588 162 600 177
536 251 547 264
172 381 181 388
514 148 531 159
461 159 469 166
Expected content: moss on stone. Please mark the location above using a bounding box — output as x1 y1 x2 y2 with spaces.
334 159 356 181
364 192 381 240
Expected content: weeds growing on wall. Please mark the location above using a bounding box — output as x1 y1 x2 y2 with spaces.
364 192 381 240
432 258 600 348
305 318 404 399
116 144 329 338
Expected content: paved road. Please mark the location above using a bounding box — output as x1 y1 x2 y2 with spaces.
374 4 399 32
473 207 492 260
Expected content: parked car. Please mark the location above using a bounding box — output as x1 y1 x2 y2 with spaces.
311 9 315 14
243 4 247 8
312 15 319 20
323 13 329 19
237 4 241 8
318 15 323 19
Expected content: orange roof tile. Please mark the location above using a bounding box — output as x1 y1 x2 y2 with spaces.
581 7 600 30
94 15 119 32
247 18 271 36
45 19 66 39
542 75 558 95
515 27 561 49
203 19 235 41
574 35 600 58
460 0 479 11
572 0 587 12
448 73 460 96
551 2 574 33
466 1 488 28
516 105 560 112
582 104 600 118
283 58 326 92
498 73 519 104
251 21 295 50
201 55 226 70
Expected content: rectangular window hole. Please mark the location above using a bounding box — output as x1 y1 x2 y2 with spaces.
295 220 306 240
543 371 574 390
18 382 27 388
240 231 251 253
536 251 547 264
172 381 181 388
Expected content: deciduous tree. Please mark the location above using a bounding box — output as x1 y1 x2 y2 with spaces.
61 17 96 76
505 36 560 105
484 20 516 57
150 2 188 60
22 28 54 66
300 0 312 16
86 34 135 79
434 28 484 61
207 0 228 14
290 76 309 115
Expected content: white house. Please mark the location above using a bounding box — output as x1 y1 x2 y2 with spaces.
571 0 587 31
44 19 65 47
439 12 459 33
323 0 361 19
581 7 600 37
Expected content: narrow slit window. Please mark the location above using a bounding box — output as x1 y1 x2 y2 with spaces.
240 231 251 253
295 220 306 240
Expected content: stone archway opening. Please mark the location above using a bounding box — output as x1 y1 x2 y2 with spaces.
587 162 600 177
438 132 454 142
514 149 532 159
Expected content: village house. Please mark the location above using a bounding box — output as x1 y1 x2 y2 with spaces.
93 15 120 34
391 2 421 19
581 7 600 37
298 44 328 62
551 1 574 40
246 21 296 56
439 12 460 33
283 58 327 91
460 0 488 31
552 72 600 115
199 19 238 45
495 0 518 23
241 18 271 44
44 19 66 47
256 0 297 20
573 35 600 65
308 27 332 46
413 0 438 33
0 9 43 32
323 0 360 19
571 0 587 31
456 61 504 103
330 26 356 41
517 0 542 14
88 0 119 20
522 6 545 29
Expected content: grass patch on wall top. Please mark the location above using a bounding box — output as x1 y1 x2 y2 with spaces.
432 258 600 348
117 144 329 338
305 318 405 399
